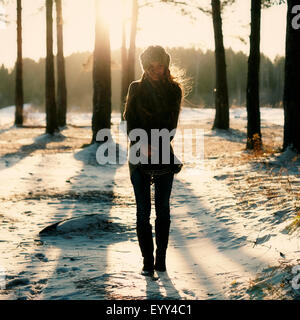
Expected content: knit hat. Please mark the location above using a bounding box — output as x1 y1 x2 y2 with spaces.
140 46 170 71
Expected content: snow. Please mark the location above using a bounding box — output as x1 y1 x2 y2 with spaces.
179 106 284 126
0 104 299 300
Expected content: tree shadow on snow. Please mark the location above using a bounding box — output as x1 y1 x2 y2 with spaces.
0 132 66 170
167 176 273 299
5 135 135 300
208 128 247 144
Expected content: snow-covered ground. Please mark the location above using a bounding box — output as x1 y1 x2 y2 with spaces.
0 105 299 300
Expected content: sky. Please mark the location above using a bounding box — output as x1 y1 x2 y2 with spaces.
0 0 287 69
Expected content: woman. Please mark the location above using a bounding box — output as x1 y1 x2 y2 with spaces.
123 46 182 276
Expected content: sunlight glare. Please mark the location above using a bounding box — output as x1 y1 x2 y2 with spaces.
0 0 287 68
96 0 131 49
0 4 6 30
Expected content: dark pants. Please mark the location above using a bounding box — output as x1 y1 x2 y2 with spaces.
130 167 174 270
130 167 174 226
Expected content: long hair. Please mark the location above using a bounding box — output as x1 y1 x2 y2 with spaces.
123 48 191 124
141 64 192 102
140 66 181 89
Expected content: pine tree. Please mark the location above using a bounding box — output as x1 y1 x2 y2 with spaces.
283 0 300 152
45 0 58 134
15 0 24 127
211 0 230 130
91 0 112 143
55 0 67 127
246 0 262 150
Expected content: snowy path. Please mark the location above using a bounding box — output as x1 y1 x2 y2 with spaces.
0 147 297 300
0 107 299 300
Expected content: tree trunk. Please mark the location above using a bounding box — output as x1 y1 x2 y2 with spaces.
283 0 300 152
120 1 128 121
92 0 112 143
55 0 67 127
45 0 58 134
211 0 229 130
15 0 24 127
246 0 262 150
127 0 138 87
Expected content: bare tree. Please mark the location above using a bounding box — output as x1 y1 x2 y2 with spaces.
283 0 300 152
127 0 138 87
92 0 112 143
15 0 24 127
246 0 262 150
156 0 231 129
120 0 138 121
55 0 67 127
211 0 229 130
45 0 58 134
120 0 128 121
246 0 285 150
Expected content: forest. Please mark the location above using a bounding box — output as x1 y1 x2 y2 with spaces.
1 0 298 150
0 48 285 111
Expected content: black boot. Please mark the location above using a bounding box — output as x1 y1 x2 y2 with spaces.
136 222 154 276
154 219 171 272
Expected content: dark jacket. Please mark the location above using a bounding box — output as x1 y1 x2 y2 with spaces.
124 77 182 177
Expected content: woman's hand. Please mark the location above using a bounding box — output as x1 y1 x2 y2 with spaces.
140 144 157 158
140 144 151 158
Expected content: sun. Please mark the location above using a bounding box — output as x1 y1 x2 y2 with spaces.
96 0 132 49
0 4 6 30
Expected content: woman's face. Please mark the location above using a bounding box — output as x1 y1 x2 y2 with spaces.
146 61 165 81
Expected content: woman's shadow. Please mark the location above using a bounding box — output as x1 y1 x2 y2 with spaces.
145 271 182 300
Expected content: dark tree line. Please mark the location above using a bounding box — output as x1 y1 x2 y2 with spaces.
0 48 285 111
